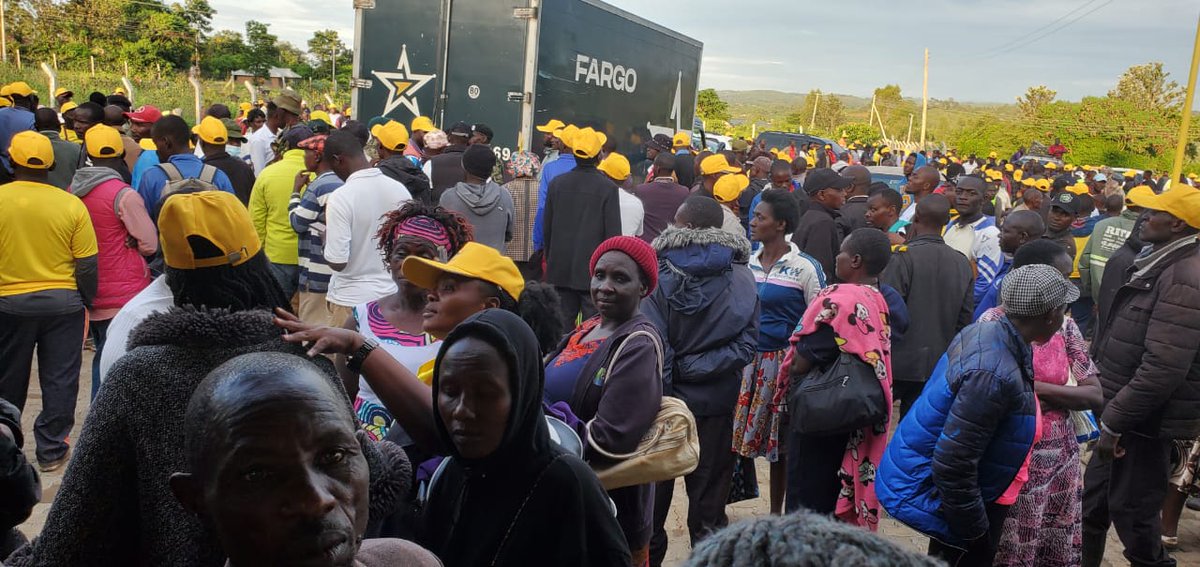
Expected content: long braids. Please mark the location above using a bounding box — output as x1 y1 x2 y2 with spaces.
166 251 293 313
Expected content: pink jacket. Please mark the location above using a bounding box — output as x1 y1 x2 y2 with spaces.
72 168 157 315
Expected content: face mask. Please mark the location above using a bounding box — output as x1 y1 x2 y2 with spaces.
226 145 242 158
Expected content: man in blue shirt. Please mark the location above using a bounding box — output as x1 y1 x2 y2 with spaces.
973 210 1045 319
0 82 37 178
532 127 576 251
137 115 234 217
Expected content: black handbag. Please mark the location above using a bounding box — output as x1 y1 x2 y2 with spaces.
787 352 887 436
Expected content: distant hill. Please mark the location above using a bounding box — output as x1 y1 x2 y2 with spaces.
717 90 871 112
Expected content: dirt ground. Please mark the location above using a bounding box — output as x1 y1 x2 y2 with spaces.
16 351 1200 566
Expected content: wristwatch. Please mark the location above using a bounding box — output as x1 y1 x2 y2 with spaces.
346 337 379 374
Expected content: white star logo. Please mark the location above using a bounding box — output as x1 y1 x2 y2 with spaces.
372 44 436 117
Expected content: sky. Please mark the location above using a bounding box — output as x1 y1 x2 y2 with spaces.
209 0 1200 108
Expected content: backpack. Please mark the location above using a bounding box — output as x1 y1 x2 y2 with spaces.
157 162 220 199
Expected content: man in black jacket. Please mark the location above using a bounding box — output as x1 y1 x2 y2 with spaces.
837 165 872 237
642 196 759 567
792 168 848 279
543 127 622 329
1082 186 1200 567
881 195 974 417
197 117 256 206
426 121 470 201
372 120 432 204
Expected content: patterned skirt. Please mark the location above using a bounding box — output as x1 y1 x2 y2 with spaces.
355 396 394 442
731 349 788 462
994 414 1082 567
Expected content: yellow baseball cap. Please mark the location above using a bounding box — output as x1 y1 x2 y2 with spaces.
371 120 410 151
937 158 948 165
1124 185 1155 208
1044 162 1058 170
402 241 525 300
309 110 332 126
1021 177 1035 187
54 87 72 98
1068 182 1090 195
0 97 11 108
1013 169 1024 181
1005 163 1014 172
672 131 691 148
556 124 580 146
410 116 436 133
192 116 229 145
5 82 36 97
9 131 53 169
1035 178 1051 191
598 152 631 181
988 151 998 159
713 173 749 204
114 87 126 96
238 102 252 112
159 191 262 270
536 118 565 133
571 127 604 159
1187 172 1198 180
1127 185 1200 229
1065 164 1076 172
699 154 741 176
84 125 125 159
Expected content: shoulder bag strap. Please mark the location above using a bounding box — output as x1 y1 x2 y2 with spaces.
585 330 664 460
113 187 132 216
198 164 217 184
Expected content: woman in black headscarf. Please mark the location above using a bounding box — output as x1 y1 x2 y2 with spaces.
421 309 630 567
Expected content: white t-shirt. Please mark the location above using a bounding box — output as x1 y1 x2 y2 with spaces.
99 275 175 381
247 125 277 176
618 188 644 237
324 168 412 307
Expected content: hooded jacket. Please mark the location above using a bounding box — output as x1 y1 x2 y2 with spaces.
421 309 630 567
1093 237 1200 439
877 316 1036 548
641 227 760 417
439 179 514 253
378 154 433 205
71 167 154 312
7 308 410 567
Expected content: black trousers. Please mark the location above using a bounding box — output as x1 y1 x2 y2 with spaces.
893 380 927 421
648 414 736 567
0 311 83 464
927 502 1010 566
784 429 850 514
555 286 596 330
1081 433 1176 567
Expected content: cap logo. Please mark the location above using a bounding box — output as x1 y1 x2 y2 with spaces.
1059 194 1072 203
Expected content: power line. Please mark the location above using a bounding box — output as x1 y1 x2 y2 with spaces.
976 0 1115 61
967 0 1099 59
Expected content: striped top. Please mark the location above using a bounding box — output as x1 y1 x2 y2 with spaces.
289 171 344 293
750 241 826 351
943 215 1003 307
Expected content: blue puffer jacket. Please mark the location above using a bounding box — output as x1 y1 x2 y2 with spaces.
877 315 1036 548
641 227 759 417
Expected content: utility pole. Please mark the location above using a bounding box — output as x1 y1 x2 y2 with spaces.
867 94 876 128
920 48 929 148
907 114 914 144
809 91 820 131
331 45 338 94
1 0 8 64
1170 11 1199 187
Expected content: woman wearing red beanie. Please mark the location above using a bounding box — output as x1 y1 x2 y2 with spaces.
543 235 663 566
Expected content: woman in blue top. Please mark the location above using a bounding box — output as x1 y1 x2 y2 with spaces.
732 190 826 514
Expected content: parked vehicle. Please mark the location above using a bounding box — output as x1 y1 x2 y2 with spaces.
351 0 703 164
753 131 847 158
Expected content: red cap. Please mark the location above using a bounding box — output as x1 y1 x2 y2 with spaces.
124 105 162 124
589 236 659 297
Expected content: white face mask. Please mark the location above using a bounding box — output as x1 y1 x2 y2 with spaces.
226 145 242 158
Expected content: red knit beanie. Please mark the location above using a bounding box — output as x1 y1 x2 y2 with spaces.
589 236 659 296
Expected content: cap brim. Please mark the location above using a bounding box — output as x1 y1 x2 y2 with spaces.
1063 284 1081 305
401 255 478 293
535 125 555 133
1127 190 1160 210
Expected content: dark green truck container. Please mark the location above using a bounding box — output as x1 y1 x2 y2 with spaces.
351 0 703 163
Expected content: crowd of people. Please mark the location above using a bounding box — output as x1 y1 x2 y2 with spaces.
0 77 1198 567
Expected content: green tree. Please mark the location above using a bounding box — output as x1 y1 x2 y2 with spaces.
796 89 845 135
1108 62 1184 113
837 122 880 146
277 41 313 78
176 0 214 36
1016 85 1056 118
696 88 731 126
244 21 279 80
202 29 247 77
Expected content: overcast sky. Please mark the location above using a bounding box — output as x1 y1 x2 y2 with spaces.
210 0 1199 108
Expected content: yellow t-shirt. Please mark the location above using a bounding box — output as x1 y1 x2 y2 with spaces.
0 180 98 296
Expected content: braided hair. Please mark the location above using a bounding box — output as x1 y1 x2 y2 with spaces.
685 512 941 567
375 201 475 266
166 250 292 314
